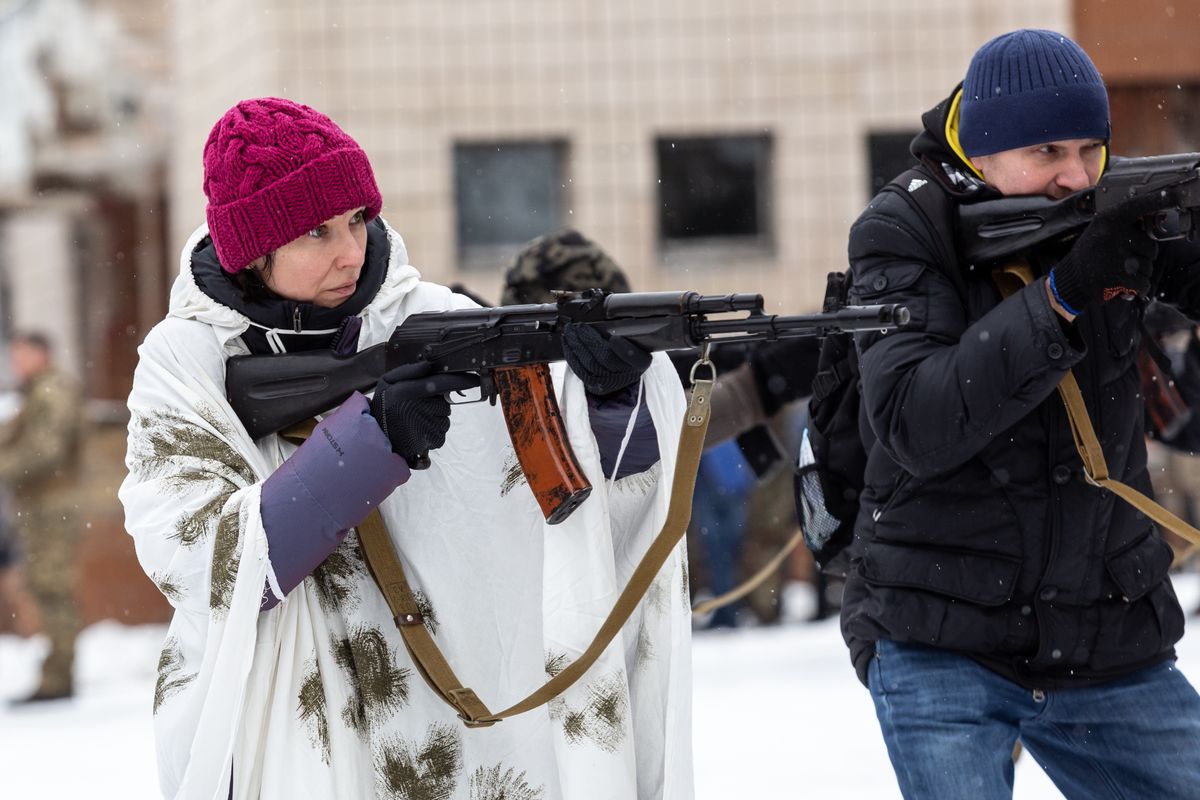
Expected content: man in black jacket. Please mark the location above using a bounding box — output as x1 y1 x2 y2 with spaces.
843 29 1200 798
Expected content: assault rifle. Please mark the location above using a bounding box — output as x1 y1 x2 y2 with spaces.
226 290 909 523
959 152 1200 265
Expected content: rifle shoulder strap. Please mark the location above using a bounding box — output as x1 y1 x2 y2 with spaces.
993 263 1200 566
285 373 713 728
691 527 806 616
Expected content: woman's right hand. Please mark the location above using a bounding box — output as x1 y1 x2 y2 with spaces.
368 362 454 468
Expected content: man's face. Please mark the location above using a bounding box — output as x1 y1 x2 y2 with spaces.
9 340 48 383
970 138 1105 199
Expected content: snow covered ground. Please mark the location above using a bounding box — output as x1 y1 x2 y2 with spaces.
3 575 1199 798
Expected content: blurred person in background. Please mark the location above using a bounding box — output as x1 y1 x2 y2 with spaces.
842 29 1200 797
691 438 755 628
1141 303 1200 612
0 374 35 640
120 98 692 800
500 229 819 451
1142 303 1200 532
0 331 84 703
0 483 43 640
501 228 822 626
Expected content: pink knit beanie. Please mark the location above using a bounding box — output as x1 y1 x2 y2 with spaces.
202 97 383 273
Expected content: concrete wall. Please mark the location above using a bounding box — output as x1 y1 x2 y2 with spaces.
3 208 81 376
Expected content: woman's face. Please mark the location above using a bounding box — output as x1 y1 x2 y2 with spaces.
255 207 369 308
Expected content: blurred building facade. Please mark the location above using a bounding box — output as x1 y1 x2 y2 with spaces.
169 0 1072 311
1076 2 1200 155
0 0 173 629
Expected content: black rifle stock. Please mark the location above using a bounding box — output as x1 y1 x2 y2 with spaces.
959 152 1200 265
226 289 909 523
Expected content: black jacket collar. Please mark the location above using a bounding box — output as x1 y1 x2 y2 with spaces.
909 84 998 203
191 218 390 355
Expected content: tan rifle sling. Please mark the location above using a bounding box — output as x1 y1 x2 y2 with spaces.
690 528 806 616
995 263 1200 566
282 364 713 728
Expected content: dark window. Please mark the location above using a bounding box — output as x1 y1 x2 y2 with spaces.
656 134 773 254
453 140 568 268
866 131 920 196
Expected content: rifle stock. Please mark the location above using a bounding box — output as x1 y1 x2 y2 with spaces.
226 343 388 441
959 151 1200 265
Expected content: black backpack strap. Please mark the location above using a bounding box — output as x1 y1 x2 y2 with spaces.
877 166 966 303
810 358 851 404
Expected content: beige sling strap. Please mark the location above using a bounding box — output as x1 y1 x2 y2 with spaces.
283 367 713 728
691 527 806 616
995 264 1200 565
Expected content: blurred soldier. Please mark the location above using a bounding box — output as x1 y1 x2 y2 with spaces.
500 229 632 304
0 483 43 638
0 331 84 702
501 228 818 449
1143 304 1200 527
0 486 21 622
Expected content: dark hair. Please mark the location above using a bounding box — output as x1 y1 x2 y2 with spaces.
235 252 278 303
10 330 52 354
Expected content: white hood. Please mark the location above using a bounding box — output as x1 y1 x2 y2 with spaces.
121 219 695 800
167 218 426 353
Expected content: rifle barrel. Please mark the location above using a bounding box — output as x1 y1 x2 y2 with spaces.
696 303 909 341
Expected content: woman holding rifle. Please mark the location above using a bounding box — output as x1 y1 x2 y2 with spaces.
120 97 691 800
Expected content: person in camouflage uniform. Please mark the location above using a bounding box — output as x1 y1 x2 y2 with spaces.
501 228 816 445
0 332 84 701
500 228 632 305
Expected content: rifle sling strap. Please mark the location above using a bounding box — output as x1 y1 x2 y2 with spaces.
282 373 713 728
691 527 806 616
995 264 1200 565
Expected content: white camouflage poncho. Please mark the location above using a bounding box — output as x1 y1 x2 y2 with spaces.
120 221 694 800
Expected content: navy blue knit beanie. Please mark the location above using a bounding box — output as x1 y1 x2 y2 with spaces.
959 29 1109 157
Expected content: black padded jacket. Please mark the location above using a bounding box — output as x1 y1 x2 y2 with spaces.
840 86 1200 689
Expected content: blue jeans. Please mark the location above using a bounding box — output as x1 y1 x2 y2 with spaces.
868 640 1200 799
692 448 751 628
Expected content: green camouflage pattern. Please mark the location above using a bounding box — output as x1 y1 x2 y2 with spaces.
0 368 83 500
0 367 83 695
500 229 631 305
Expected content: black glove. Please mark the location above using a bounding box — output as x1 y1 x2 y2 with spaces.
1050 192 1164 313
369 361 452 469
749 337 821 417
562 323 653 395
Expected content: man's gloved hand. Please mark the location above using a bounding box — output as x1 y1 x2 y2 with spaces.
369 361 452 469
562 323 652 395
749 337 821 417
1050 192 1165 313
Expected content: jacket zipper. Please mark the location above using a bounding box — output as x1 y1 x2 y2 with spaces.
1042 407 1062 583
1020 403 1062 671
292 306 303 334
872 472 913 523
